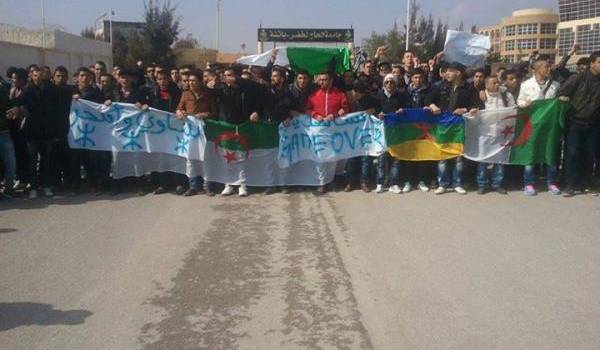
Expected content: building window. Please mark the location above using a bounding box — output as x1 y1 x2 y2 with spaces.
505 40 515 51
558 28 575 56
575 24 600 54
539 38 556 49
559 0 600 22
505 25 515 36
503 55 514 63
517 38 537 50
540 23 557 34
517 23 538 35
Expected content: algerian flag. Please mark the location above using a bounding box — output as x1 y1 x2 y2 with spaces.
203 119 279 164
236 46 351 75
464 99 566 165
201 118 339 186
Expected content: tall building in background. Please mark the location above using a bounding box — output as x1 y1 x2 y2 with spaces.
557 0 600 67
479 9 559 64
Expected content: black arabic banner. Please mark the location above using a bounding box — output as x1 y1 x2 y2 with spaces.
257 28 354 42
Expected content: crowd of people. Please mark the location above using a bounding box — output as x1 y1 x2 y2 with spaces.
0 44 599 200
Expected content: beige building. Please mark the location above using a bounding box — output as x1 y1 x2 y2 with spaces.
479 25 502 54
175 48 243 68
556 0 600 68
479 8 559 64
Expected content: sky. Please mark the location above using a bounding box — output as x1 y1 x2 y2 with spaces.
0 0 558 53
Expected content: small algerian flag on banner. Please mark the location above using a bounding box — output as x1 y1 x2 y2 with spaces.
237 47 351 75
203 119 279 163
464 98 566 165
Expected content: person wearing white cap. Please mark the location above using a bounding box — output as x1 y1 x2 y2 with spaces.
375 73 410 193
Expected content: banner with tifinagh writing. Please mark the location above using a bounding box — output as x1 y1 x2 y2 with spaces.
69 99 381 186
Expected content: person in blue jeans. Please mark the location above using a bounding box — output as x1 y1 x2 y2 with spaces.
374 73 409 193
516 58 562 196
426 62 483 195
344 80 381 192
475 75 516 194
557 51 600 197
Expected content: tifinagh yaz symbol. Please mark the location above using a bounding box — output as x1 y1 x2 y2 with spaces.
175 136 190 153
74 123 96 147
122 130 143 150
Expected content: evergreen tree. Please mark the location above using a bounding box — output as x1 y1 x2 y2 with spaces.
126 0 180 67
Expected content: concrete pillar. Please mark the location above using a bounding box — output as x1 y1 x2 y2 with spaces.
257 41 264 54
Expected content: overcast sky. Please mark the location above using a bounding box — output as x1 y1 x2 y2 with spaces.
0 0 558 53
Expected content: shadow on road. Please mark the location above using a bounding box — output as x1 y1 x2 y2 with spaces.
0 302 92 331
0 228 17 234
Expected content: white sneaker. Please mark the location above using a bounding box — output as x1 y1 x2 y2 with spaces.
389 185 402 194
374 184 384 193
238 184 248 197
43 187 54 197
418 181 429 192
434 186 446 195
402 182 412 193
221 184 234 196
28 189 38 199
454 186 467 195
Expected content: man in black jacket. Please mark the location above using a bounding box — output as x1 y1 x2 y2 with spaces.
289 69 316 113
264 67 296 194
345 80 381 192
149 70 183 195
213 65 265 197
71 67 106 194
22 66 60 199
107 69 150 195
374 73 409 193
52 66 74 191
426 62 483 195
400 69 435 193
559 51 600 197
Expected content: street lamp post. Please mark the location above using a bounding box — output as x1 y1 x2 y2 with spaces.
406 0 410 51
216 0 221 52
41 0 46 49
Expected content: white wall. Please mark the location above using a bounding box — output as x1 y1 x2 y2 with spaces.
0 24 112 78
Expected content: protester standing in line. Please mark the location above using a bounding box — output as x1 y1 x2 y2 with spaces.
474 75 516 195
305 71 349 195
558 51 600 197
176 69 218 197
517 58 562 196
426 62 482 195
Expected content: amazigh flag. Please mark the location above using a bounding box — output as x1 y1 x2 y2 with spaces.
463 99 566 165
384 109 464 161
236 47 351 75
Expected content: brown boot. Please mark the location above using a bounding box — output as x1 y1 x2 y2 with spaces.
344 184 353 192
361 183 371 193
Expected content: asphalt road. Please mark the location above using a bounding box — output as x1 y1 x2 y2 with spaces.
1 189 600 349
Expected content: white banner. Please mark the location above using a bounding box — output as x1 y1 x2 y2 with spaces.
69 99 344 186
69 99 206 160
443 30 491 67
278 113 386 168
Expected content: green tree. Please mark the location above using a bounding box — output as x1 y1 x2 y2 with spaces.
126 0 180 67
174 33 199 50
362 0 451 62
112 32 130 67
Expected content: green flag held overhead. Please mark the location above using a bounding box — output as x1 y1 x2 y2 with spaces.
286 47 351 75
236 47 351 75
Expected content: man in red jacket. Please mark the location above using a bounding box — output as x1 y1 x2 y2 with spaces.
305 71 348 121
304 71 348 194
